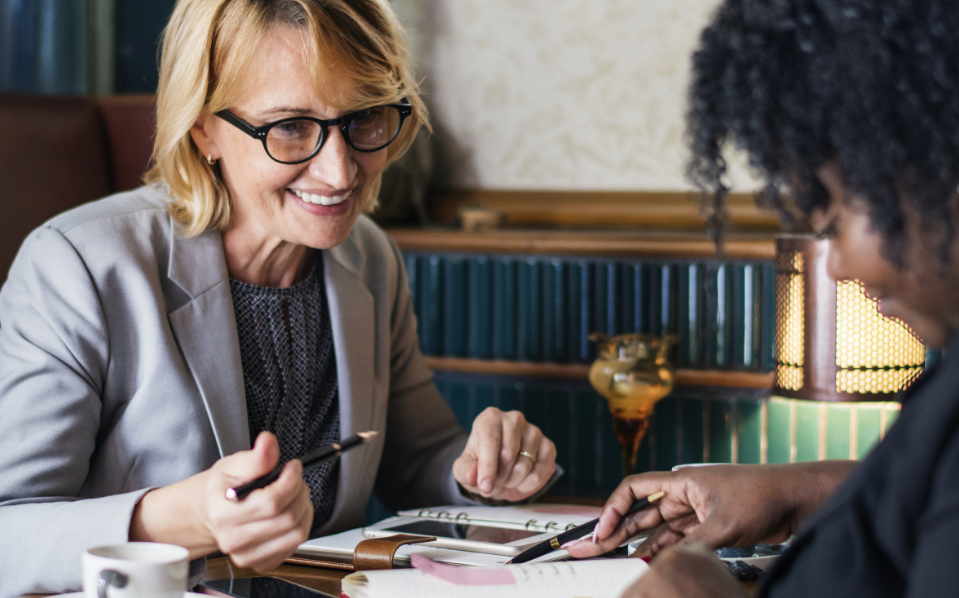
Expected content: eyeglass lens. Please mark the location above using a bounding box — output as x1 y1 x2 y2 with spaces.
266 106 402 163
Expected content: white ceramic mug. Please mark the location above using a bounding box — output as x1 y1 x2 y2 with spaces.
82 542 189 598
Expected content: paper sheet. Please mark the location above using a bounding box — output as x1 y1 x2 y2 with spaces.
342 558 648 598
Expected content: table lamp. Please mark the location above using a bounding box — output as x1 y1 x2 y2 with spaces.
773 236 925 401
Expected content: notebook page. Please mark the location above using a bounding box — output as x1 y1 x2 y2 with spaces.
342 558 648 598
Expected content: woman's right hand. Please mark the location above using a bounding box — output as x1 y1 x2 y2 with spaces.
202 431 314 570
132 432 313 572
566 461 855 560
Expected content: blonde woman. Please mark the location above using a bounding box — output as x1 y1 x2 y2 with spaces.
0 1 556 595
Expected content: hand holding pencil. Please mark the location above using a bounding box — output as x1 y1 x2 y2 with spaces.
567 468 742 561
226 430 378 501
197 431 377 571
130 431 315 573
566 463 841 561
507 491 664 564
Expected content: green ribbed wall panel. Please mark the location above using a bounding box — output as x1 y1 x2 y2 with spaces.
404 253 775 371
443 257 468 357
544 260 567 362
493 258 517 360
368 379 901 521
467 258 493 358
767 398 792 465
794 401 820 463
708 399 734 464
678 399 705 466
737 401 763 464
517 259 542 361
430 372 902 499
649 397 678 473
856 405 883 460
825 403 852 460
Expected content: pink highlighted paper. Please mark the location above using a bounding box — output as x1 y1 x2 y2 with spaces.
410 554 516 585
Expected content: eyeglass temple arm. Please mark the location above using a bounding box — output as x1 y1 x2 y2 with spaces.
215 111 261 139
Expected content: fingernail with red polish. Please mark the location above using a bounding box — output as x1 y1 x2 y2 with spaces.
639 555 651 563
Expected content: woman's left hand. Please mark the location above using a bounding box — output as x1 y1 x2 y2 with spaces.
452 407 556 501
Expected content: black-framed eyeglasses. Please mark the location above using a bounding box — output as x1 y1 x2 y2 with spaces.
215 102 413 165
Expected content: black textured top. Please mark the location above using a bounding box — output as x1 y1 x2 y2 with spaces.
230 254 340 532
760 331 959 598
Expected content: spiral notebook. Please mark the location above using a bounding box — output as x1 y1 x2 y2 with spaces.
396 503 602 533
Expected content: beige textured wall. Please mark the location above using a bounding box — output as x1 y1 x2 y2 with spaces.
393 0 754 192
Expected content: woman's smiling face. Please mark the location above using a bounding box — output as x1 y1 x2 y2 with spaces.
191 24 388 256
812 162 959 348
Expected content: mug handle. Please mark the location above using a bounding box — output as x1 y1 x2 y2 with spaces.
97 569 128 598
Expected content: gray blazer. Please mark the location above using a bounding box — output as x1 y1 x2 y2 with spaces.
0 187 469 596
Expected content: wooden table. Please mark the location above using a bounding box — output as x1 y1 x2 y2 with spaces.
201 556 759 597
202 558 348 596
18 554 758 597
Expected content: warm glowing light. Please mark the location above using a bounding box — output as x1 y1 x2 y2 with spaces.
775 364 804 391
834 280 925 394
774 250 805 391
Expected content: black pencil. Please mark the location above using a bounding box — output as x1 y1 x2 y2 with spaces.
225 431 378 502
506 491 665 564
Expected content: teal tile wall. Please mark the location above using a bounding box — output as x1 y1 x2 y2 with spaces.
430 373 901 497
403 253 776 370
367 374 901 522
363 251 900 522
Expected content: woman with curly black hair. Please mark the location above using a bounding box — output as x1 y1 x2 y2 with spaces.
568 0 959 596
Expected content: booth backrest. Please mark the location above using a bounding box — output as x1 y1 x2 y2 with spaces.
0 93 155 282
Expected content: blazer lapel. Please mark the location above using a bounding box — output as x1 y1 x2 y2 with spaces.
166 226 249 458
323 241 376 518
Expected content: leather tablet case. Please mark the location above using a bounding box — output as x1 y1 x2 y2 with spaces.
285 534 437 571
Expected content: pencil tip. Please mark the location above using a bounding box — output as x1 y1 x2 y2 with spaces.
358 431 379 441
648 491 665 502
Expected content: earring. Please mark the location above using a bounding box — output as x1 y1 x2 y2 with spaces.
207 154 217 166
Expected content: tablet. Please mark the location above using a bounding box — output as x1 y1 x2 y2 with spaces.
199 577 336 598
362 516 557 556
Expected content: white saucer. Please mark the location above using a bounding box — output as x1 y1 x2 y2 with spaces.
626 538 786 571
53 593 207 598
715 544 787 571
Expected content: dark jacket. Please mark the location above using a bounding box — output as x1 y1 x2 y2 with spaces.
761 333 959 597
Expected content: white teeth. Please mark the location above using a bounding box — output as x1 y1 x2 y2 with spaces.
291 188 351 206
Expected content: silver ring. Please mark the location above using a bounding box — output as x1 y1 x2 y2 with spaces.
518 450 537 465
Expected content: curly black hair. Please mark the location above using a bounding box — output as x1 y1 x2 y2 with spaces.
687 0 959 260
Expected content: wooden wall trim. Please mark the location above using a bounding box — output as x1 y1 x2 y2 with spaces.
386 228 776 260
428 189 783 232
424 356 774 389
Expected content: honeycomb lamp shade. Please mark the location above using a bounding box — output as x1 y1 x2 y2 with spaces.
773 236 925 402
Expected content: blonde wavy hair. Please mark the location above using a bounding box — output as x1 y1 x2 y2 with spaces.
144 0 428 237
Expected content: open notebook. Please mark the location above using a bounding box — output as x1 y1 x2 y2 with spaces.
341 557 648 598
295 503 602 567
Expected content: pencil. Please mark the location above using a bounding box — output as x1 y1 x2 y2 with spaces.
506 491 665 564
225 431 378 502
